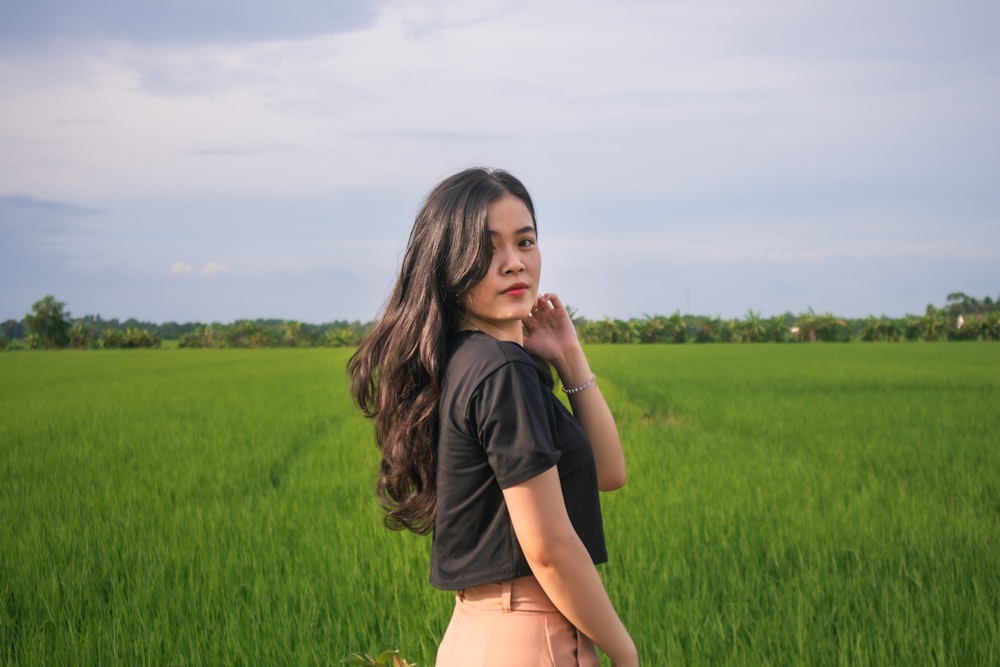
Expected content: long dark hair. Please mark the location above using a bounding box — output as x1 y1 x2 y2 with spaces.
348 167 536 534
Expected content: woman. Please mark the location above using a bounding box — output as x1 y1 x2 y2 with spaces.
349 168 638 666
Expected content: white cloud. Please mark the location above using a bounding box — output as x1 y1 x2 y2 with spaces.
171 261 194 275
199 261 228 276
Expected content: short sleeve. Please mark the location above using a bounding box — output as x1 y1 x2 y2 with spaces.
469 360 561 489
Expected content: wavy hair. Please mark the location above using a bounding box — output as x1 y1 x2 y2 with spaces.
348 167 536 534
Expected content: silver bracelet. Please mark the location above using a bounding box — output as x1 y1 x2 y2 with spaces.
561 373 597 395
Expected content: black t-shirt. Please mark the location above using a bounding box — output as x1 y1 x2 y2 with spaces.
429 331 607 590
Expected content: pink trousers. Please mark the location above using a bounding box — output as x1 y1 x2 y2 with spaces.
435 575 600 667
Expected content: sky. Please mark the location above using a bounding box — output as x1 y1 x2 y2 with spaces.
2 0 998 325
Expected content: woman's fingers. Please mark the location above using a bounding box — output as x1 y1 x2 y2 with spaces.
532 293 563 315
544 293 565 311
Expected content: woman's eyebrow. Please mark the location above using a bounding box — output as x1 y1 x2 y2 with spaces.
488 225 537 236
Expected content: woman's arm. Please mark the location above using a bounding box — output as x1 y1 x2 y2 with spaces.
524 293 627 490
504 467 638 666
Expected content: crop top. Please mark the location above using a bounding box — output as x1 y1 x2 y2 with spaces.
429 330 607 590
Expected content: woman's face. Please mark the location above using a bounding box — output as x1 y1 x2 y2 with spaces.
460 194 541 342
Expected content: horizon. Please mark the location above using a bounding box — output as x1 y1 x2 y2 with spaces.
7 289 994 329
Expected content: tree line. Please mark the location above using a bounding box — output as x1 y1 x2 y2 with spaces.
2 292 998 351
573 291 998 343
1 296 372 351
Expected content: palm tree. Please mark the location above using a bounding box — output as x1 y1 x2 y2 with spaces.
69 320 89 349
766 314 789 343
860 316 882 342
920 306 947 341
882 316 902 343
282 320 303 347
226 320 268 348
638 314 667 343
622 319 643 344
978 312 1000 341
816 313 849 342
741 310 767 343
597 318 620 343
576 320 602 344
667 311 687 344
719 319 739 343
794 313 818 343
324 328 354 347
902 314 922 342
202 324 225 348
695 316 719 343
947 313 975 341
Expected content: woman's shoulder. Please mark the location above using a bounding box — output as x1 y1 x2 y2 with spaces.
446 331 534 378
443 332 551 414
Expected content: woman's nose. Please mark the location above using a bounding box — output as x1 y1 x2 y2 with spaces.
498 246 524 273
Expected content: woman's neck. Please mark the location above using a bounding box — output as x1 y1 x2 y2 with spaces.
457 316 523 346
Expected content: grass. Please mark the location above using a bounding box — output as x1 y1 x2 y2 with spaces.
595 344 999 665
1 344 998 665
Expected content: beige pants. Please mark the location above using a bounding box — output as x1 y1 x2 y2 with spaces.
435 575 600 667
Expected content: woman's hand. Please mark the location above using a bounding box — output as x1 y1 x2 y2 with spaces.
524 293 627 491
611 653 641 667
522 293 581 364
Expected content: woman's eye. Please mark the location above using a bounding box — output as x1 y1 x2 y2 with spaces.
518 238 536 248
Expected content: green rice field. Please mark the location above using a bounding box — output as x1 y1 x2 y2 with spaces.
2 344 998 665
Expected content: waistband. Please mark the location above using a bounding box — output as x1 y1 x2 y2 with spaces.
457 576 558 613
